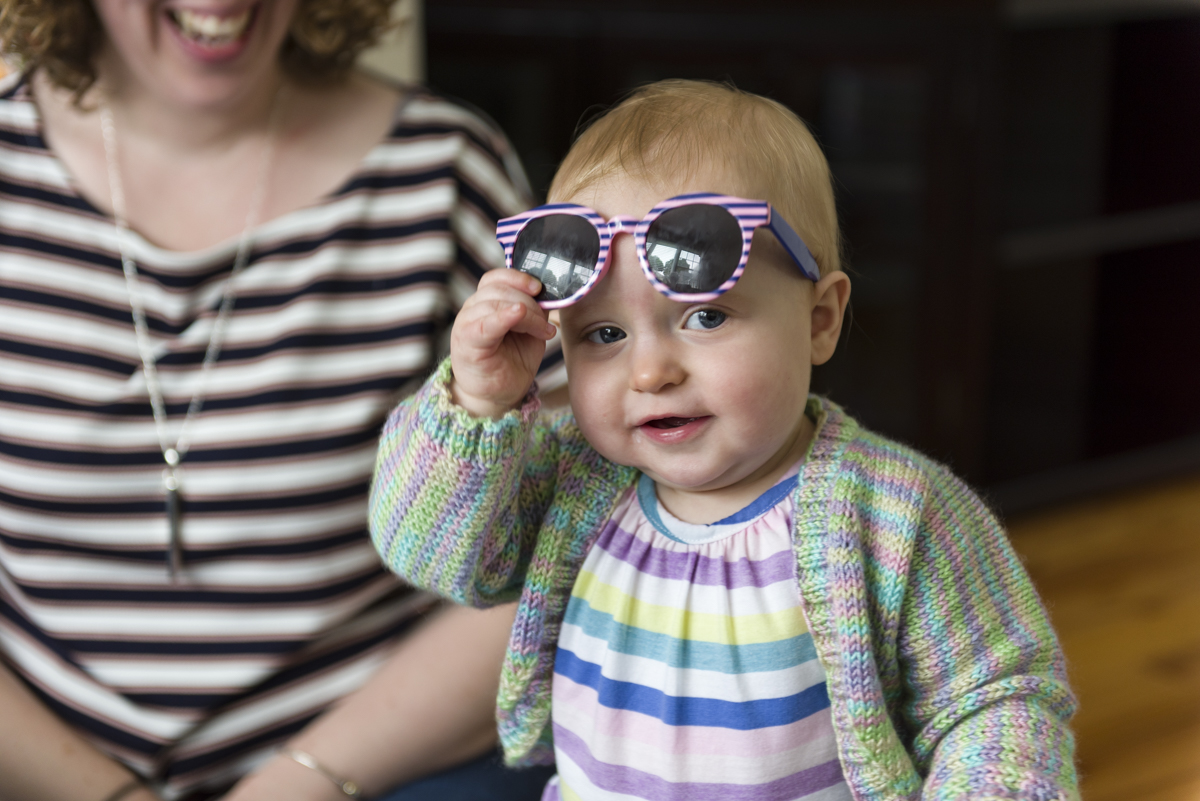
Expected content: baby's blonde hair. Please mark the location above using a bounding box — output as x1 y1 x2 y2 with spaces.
549 80 841 276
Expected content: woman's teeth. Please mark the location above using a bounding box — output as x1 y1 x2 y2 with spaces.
171 8 252 45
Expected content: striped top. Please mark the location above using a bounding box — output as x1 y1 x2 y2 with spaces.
547 472 852 801
0 72 559 799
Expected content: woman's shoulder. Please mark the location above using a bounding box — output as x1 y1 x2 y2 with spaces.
0 70 26 99
290 73 506 162
353 76 532 211
0 73 62 183
0 72 39 132
383 82 513 148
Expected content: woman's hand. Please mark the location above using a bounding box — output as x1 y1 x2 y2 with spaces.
0 662 166 801
219 753 347 801
219 604 516 801
450 270 557 418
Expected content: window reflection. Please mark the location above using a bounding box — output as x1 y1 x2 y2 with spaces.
520 251 548 273
648 242 704 290
520 249 594 299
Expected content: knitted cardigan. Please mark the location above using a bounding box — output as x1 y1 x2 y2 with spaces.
369 360 1079 801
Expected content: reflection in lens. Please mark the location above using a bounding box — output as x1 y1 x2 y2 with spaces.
645 205 743 293
512 215 600 301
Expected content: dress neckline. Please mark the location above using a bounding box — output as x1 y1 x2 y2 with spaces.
13 71 413 263
636 468 801 545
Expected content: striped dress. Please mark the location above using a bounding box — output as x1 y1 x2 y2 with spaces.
0 72 558 799
548 471 853 801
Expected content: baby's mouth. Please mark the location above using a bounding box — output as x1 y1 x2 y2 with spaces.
168 6 255 46
645 416 701 429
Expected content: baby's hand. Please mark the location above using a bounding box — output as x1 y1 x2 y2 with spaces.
450 269 557 418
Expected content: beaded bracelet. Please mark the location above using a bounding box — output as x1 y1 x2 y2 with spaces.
280 747 365 799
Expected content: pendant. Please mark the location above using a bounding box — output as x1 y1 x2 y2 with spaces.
163 464 183 581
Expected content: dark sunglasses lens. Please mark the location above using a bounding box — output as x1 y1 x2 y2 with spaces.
645 205 743 294
512 215 601 302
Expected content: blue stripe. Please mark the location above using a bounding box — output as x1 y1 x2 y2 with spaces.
637 473 683 542
716 474 799 525
563 598 818 673
554 648 830 729
637 472 799 534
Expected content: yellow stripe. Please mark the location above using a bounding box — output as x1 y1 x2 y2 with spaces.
571 569 807 645
559 778 583 801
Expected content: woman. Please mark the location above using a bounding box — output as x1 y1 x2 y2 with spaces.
0 1 561 799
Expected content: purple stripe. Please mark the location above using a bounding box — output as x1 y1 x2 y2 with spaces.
554 724 845 801
592 520 795 589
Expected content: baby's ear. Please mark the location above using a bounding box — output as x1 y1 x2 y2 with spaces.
810 271 851 366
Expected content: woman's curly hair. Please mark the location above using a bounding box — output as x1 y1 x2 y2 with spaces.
0 0 396 100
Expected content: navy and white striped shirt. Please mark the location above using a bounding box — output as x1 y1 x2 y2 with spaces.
0 73 560 799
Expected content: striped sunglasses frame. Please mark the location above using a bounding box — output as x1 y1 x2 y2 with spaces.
494 193 821 310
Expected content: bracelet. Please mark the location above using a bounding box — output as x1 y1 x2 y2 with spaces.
280 747 366 799
100 777 144 801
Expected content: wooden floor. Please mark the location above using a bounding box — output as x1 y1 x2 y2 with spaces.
1007 473 1200 801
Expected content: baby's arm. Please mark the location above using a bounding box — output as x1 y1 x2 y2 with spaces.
369 271 559 606
900 469 1079 800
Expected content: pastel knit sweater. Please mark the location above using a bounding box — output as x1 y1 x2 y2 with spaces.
369 360 1079 801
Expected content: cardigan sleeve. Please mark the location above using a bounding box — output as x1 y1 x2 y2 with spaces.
368 358 559 607
898 465 1080 801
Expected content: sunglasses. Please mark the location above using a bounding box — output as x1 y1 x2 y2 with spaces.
495 193 821 309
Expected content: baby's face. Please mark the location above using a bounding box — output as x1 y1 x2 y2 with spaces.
558 170 821 513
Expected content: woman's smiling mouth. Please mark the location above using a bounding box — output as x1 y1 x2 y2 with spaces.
166 5 257 54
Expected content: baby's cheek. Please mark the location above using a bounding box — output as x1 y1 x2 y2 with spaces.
572 394 625 463
720 358 809 429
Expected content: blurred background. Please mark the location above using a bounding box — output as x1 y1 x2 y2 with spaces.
0 1 1190 796
366 2 1200 799
373 0 1200 501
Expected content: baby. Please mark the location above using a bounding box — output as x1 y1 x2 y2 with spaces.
370 80 1078 801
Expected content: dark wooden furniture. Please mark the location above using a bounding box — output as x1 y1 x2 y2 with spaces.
425 1 1200 509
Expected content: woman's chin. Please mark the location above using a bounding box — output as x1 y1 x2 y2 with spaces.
129 1 286 109
137 64 274 113
134 29 282 111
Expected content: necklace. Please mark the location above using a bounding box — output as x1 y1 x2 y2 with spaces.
99 95 280 582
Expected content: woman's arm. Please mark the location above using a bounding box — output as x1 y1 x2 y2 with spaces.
0 661 161 801
222 602 517 801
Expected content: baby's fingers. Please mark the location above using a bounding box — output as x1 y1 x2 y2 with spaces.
476 267 544 299
460 299 552 354
502 301 558 341
450 293 553 417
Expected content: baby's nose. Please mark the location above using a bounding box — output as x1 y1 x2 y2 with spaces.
629 340 686 393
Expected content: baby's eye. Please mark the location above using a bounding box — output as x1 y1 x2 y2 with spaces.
684 309 727 330
586 326 627 344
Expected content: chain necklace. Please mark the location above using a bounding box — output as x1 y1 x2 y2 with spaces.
99 94 280 582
